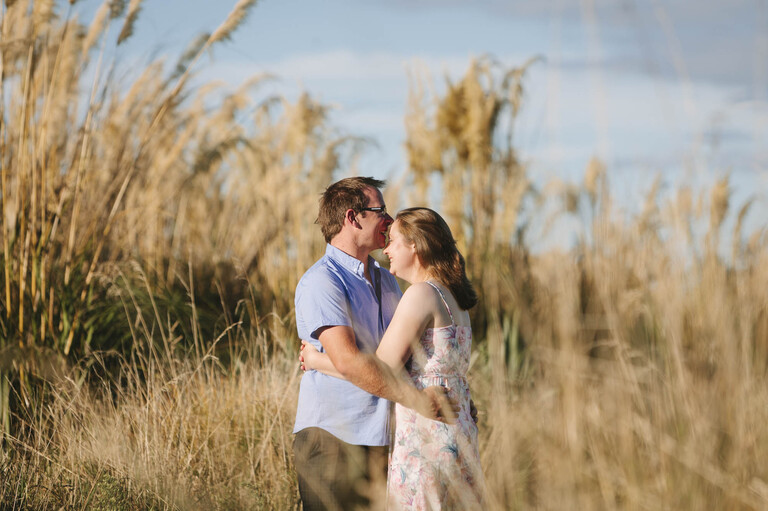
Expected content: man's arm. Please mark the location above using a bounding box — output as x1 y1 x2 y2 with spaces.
317 325 417 403
302 285 430 377
317 325 455 422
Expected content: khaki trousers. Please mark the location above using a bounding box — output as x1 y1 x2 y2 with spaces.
294 427 388 511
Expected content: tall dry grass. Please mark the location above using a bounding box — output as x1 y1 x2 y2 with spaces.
5 170 767 508
401 57 768 509
472 173 768 509
2 2 768 510
1 0 348 440
2 269 301 509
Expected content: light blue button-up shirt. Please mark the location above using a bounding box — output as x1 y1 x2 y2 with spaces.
293 244 402 446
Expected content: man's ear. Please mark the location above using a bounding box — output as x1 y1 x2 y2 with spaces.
345 208 357 226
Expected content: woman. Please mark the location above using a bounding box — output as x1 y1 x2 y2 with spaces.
301 207 484 510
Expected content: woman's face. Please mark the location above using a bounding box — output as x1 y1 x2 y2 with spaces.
383 220 416 279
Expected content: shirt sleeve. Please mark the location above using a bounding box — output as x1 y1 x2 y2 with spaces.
295 268 352 342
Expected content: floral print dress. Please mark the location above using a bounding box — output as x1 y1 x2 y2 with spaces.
387 282 484 510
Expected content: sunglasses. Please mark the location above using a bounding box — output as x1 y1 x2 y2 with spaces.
359 206 387 216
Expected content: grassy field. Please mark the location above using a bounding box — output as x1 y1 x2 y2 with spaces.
2 2 768 510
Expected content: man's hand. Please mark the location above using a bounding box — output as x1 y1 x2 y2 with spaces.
418 386 460 424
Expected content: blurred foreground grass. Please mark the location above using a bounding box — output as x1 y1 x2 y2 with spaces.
2 2 768 509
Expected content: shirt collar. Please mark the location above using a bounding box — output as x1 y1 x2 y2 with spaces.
325 244 380 278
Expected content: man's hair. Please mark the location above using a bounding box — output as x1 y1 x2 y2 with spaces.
316 177 386 243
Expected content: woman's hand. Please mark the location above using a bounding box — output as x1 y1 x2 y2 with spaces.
299 339 346 379
300 339 321 372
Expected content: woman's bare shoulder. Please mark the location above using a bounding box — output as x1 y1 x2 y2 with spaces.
402 281 438 297
399 282 442 310
389 282 440 331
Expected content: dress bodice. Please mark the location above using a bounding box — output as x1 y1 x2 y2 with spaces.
406 325 472 392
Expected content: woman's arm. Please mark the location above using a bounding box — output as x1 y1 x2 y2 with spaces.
374 282 435 369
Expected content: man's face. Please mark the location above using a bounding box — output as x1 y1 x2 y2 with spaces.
358 187 394 250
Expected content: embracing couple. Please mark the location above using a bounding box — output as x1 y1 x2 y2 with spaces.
293 177 484 510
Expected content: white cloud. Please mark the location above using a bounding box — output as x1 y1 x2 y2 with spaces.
266 50 407 81
189 37 766 202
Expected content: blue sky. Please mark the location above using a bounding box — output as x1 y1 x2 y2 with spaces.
76 0 767 241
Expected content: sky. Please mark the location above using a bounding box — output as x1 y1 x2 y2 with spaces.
74 0 767 244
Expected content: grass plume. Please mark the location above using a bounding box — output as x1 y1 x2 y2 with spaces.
210 0 258 44
1 3 767 510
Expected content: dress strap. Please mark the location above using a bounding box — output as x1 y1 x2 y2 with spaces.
425 281 454 326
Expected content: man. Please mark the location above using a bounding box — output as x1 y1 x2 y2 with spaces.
293 177 450 510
